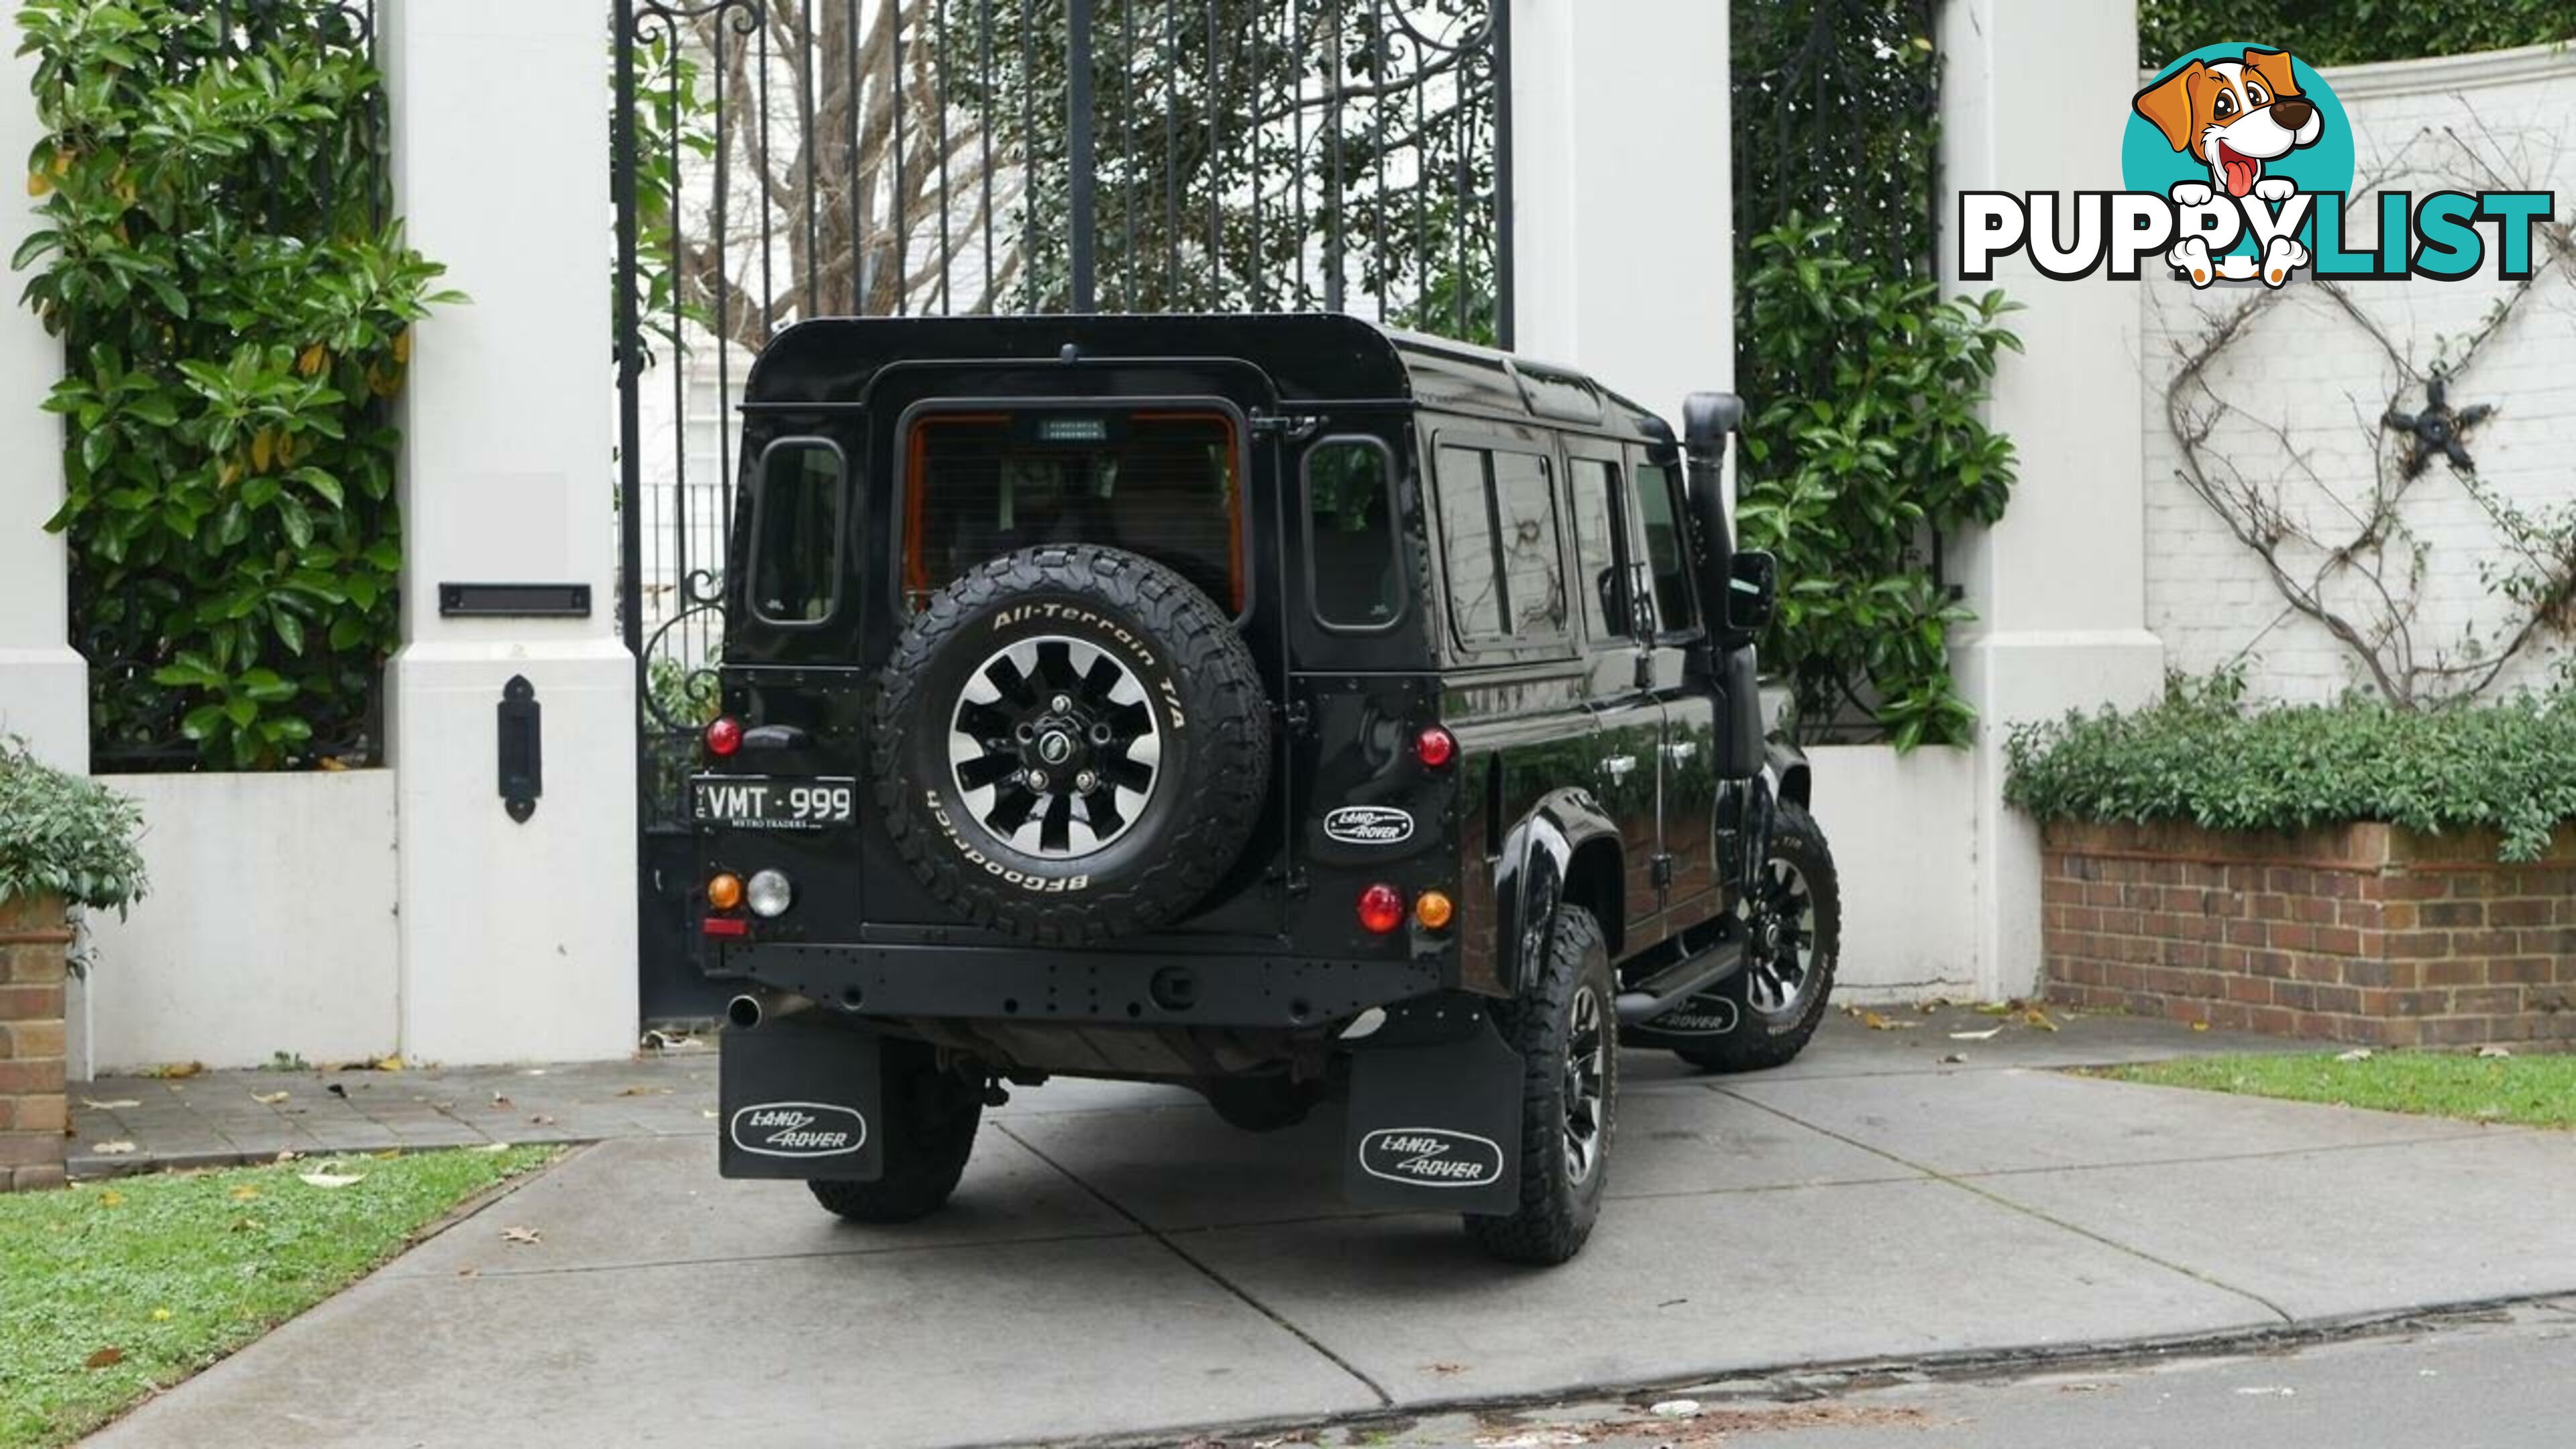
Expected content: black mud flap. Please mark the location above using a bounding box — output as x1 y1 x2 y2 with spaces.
1341 1007 1523 1216
717 1016 886 1181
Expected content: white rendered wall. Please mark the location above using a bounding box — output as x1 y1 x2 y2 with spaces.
2141 44 2576 702
0 38 83 765
1509 0 1732 427
80 773 398 1073
1941 0 2164 998
1809 745 1982 1002
382 0 638 1063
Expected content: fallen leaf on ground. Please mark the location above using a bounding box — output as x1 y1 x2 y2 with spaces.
1472 1434 1585 1448
528 1114 557 1126
1651 1399 1702 1417
90 1140 136 1156
84 1347 123 1370
500 1226 542 1246
272 1149 301 1163
141 1061 203 1079
251 1090 290 1106
2012 1007 2059 1032
1859 1012 1917 1031
96 1189 124 1208
456 1267 478 1278
1426 1361 1468 1376
1940 1053 1968 1065
326 1083 349 1099
2335 1048 2373 1062
150 1307 171 1322
479 1141 513 1152
700 1109 718 1120
369 1148 402 1160
615 1085 672 1097
372 1054 406 1072
489 1092 513 1108
2477 1044 2513 1059
79 1097 140 1110
1949 1026 2002 1041
229 1185 260 1202
2191 1022 2211 1032
299 1171 365 1189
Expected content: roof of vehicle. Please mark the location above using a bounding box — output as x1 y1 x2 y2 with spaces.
743 312 1678 444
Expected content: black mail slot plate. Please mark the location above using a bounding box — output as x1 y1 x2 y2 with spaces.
441 582 592 618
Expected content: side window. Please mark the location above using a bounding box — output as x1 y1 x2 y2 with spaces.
1491 451 1568 636
1434 445 1505 641
1631 459 1697 635
1566 458 1629 645
751 439 845 625
1302 438 1403 630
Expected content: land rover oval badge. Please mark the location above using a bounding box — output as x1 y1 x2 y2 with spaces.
1323 805 1415 845
729 1102 868 1159
1357 1127 1504 1187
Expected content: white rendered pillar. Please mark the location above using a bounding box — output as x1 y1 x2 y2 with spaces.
381 0 637 1062
0 41 85 767
1940 0 2164 997
1509 0 1732 429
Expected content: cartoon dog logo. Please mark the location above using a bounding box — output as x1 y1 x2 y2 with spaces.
2133 48 2322 287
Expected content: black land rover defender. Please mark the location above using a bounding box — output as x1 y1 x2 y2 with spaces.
697 314 1836 1265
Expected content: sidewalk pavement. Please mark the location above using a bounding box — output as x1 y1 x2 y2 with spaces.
67 1044 716 1177
82 1010 2576 1449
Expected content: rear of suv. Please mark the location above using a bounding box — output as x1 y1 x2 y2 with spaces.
695 314 1837 1265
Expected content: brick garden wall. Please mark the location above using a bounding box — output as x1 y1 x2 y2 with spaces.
1 894 71 1191
2042 822 2576 1047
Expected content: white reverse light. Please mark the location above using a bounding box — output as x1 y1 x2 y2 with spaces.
746 869 796 918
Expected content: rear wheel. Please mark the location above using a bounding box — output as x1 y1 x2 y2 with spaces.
1465 903 1615 1266
1670 802 1840 1075
807 1042 983 1224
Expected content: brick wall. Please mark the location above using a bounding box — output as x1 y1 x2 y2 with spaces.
0 894 71 1191
2042 821 2576 1046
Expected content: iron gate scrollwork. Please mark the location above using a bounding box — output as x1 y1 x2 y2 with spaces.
612 0 1511 1018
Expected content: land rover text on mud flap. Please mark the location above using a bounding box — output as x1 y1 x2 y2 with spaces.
696 315 1837 1265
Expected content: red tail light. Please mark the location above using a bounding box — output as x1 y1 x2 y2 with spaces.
1414 724 1456 769
705 716 743 757
1357 883 1406 935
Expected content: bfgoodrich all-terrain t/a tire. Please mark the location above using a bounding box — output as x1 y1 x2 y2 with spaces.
808 1039 983 1224
1464 903 1617 1267
873 545 1271 945
1670 801 1841 1075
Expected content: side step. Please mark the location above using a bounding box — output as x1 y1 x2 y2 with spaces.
1614 935 1745 1027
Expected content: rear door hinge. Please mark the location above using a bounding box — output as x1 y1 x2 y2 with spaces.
1650 854 1675 890
1281 698 1313 733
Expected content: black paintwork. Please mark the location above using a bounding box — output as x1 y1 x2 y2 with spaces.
696 314 1805 1090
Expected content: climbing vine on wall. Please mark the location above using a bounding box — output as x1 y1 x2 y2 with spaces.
2159 128 2576 707
17 0 458 770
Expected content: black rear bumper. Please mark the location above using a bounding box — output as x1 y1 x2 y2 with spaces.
718 941 1446 1029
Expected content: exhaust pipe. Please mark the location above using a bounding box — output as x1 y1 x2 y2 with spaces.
725 988 814 1030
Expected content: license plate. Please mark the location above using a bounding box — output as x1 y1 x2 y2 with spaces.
693 775 858 830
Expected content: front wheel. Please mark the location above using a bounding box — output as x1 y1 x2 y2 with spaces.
1464 903 1616 1266
1669 801 1841 1075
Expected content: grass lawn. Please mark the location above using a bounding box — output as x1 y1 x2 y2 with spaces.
0 1146 553 1448
2102 1051 2576 1129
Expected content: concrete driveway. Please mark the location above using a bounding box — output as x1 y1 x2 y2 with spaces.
91 1014 2576 1448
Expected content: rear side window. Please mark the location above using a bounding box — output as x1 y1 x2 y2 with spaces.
1434 443 1566 649
1303 438 1402 630
750 438 845 626
1566 458 1623 645
1631 460 1697 634
906 411 1242 612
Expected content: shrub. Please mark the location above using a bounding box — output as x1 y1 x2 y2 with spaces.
2141 0 2576 67
16 0 458 770
1734 214 2023 750
2004 672 2576 863
0 738 146 914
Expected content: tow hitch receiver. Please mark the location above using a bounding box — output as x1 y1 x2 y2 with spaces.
718 1016 886 1181
1341 1008 1523 1216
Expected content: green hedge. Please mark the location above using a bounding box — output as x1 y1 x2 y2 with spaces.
0 739 146 913
2141 0 2576 67
2003 676 2576 863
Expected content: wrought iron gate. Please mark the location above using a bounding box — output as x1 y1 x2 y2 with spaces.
611 0 1512 1019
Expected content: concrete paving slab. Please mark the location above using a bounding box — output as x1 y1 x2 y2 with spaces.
92 1236 1381 1449
1000 1085 1921 1233
1171 1177 2274 1407
386 1136 1134 1279
1710 1010 2311 1082
1727 1069 2489 1177
1980 1129 2576 1320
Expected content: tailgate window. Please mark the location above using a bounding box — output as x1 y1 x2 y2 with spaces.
906 411 1243 612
